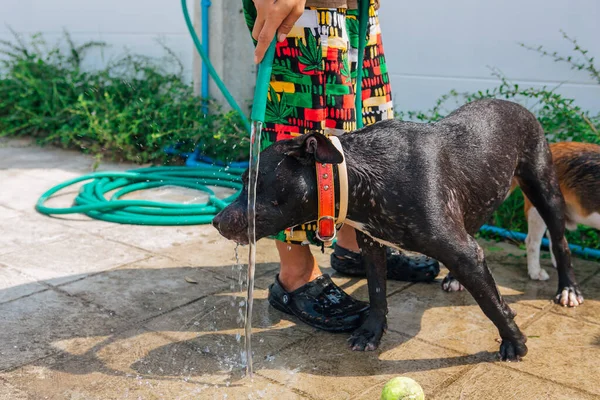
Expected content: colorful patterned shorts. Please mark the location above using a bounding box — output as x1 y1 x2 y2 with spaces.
242 1 394 244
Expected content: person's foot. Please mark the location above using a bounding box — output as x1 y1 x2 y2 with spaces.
268 274 369 332
330 244 440 282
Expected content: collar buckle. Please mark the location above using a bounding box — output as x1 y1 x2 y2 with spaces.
315 216 337 242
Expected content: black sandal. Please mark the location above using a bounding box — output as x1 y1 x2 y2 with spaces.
268 274 369 332
330 244 440 282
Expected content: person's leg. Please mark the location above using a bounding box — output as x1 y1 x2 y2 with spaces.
336 224 360 252
276 241 321 291
329 5 440 283
242 2 369 331
241 0 319 293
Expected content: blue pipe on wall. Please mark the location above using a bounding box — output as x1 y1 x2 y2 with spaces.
201 0 211 113
479 224 600 260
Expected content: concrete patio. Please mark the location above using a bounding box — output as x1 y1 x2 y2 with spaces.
1 137 599 400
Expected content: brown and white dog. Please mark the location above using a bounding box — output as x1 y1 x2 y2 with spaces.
524 142 600 281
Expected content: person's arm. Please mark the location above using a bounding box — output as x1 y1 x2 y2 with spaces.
252 0 307 64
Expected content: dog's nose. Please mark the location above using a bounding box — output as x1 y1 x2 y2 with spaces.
212 213 222 232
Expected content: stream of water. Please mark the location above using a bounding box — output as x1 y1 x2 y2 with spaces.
244 120 262 377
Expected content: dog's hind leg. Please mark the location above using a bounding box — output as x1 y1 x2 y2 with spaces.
441 273 464 292
431 233 527 361
516 148 583 307
525 207 550 281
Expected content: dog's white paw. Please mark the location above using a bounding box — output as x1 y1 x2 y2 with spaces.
556 286 584 308
529 268 549 281
442 276 464 292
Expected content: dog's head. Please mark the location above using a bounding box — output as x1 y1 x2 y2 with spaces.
212 132 343 244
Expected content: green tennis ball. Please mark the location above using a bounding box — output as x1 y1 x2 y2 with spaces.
381 377 425 400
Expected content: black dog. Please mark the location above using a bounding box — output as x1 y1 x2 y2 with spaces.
213 99 583 361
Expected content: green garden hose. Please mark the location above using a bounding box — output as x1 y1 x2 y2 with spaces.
35 166 244 225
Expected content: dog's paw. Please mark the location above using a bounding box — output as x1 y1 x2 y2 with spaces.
442 276 464 292
555 286 584 307
348 318 386 351
498 337 528 362
528 268 549 281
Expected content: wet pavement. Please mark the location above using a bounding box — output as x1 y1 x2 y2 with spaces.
1 137 599 399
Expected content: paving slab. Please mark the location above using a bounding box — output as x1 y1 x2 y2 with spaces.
506 311 600 397
0 213 83 257
0 263 47 304
384 275 545 358
0 379 31 400
0 231 150 286
430 363 596 400
0 204 20 219
256 330 480 400
96 224 216 253
0 288 127 372
0 327 307 400
59 255 232 324
0 169 52 212
0 143 84 170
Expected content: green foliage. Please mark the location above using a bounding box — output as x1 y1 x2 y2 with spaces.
397 32 600 251
0 29 249 164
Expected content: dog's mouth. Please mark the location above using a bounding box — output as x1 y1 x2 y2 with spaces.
233 234 250 246
213 221 250 245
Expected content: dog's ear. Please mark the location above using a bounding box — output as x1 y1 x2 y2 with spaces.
285 132 344 164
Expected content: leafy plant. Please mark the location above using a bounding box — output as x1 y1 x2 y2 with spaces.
520 30 599 85
298 32 323 72
397 32 600 251
0 29 249 164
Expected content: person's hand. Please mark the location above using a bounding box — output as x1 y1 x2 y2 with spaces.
252 0 306 64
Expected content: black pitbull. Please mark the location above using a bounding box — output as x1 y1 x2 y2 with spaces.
213 99 583 361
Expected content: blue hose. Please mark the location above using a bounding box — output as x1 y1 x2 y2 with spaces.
480 224 600 260
201 0 211 114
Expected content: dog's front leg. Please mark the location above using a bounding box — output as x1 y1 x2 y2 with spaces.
349 231 387 351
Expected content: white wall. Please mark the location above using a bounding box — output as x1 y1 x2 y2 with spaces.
378 0 600 114
2 0 599 115
1 0 197 79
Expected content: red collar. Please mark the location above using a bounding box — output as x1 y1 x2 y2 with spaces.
284 136 347 245
315 135 348 243
315 162 336 242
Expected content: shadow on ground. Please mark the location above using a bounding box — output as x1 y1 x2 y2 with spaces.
2 257 598 386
